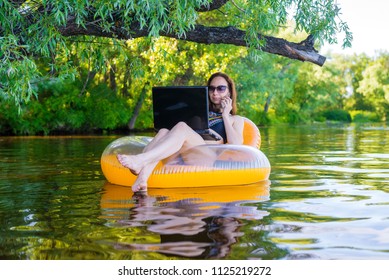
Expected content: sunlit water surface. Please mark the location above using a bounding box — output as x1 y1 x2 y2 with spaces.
0 123 388 260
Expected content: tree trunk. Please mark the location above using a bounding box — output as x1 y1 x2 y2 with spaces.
264 94 272 113
121 64 131 98
109 64 117 91
128 86 147 130
80 70 96 96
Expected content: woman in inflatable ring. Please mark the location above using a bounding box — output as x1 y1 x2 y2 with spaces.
117 72 244 192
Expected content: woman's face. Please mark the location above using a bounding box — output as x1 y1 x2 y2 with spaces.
208 76 230 106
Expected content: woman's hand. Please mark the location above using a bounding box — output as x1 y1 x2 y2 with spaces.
221 96 232 116
204 129 224 144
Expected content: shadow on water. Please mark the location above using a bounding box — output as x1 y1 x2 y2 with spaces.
100 181 276 259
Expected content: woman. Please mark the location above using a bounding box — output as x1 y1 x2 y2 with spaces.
117 72 244 192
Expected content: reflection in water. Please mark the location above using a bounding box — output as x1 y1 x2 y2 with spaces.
262 123 389 259
101 182 270 258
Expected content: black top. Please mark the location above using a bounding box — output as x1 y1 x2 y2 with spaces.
209 111 227 143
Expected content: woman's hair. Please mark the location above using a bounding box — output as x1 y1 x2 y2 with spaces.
207 72 237 115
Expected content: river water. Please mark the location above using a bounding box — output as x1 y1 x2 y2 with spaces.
0 123 388 260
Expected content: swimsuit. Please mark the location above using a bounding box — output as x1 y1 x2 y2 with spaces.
209 111 227 143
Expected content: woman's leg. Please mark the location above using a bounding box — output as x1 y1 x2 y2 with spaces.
130 160 159 192
117 122 205 177
143 128 170 153
122 128 169 176
130 129 169 192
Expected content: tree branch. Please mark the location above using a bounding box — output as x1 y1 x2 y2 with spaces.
60 21 326 66
197 0 229 12
6 0 326 66
165 26 325 66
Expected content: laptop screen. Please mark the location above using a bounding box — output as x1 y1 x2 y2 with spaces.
152 86 209 131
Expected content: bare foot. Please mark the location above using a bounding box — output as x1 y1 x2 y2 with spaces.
117 154 144 175
131 161 159 192
132 178 148 192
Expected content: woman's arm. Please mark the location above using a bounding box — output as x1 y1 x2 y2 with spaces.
221 97 244 145
224 115 244 145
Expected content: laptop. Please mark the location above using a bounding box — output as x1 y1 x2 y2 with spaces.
152 86 221 141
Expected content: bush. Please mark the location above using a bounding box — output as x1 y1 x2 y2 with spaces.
313 115 326 122
321 109 352 122
256 111 271 126
351 111 381 123
284 111 302 124
0 79 131 135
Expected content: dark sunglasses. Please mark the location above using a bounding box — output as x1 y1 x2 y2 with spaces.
208 85 228 93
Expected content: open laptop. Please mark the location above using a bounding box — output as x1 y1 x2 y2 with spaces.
152 86 221 141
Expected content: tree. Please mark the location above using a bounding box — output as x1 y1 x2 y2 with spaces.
1 0 351 105
338 53 373 112
291 60 347 122
357 52 389 121
230 51 298 124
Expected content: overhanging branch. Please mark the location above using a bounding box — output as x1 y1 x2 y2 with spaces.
163 26 325 66
6 0 326 66
60 21 326 66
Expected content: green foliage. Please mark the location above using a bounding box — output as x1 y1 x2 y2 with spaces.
292 61 346 119
255 111 271 126
320 109 352 122
1 0 352 106
2 34 388 134
1 1 386 134
338 52 389 121
357 52 389 121
339 54 373 111
0 55 39 107
351 111 380 123
230 50 299 125
294 0 352 48
0 78 130 135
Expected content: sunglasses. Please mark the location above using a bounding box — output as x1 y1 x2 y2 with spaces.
208 85 228 93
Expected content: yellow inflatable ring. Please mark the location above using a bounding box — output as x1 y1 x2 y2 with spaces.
100 118 271 188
